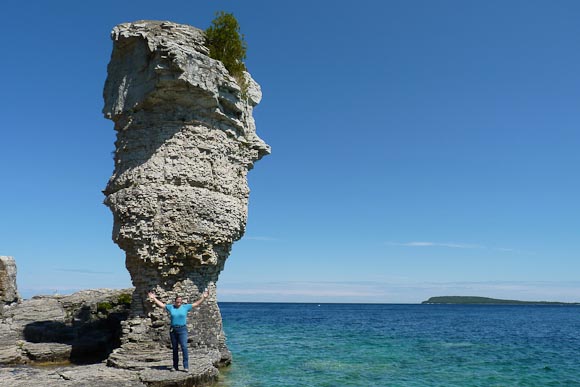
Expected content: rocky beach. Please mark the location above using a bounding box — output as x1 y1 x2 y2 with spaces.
0 256 218 386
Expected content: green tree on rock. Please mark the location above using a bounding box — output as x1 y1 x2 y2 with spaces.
205 11 247 86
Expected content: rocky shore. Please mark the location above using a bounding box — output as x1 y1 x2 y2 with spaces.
0 284 220 386
1 360 218 387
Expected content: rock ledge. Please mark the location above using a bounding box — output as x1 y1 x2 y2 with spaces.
0 288 221 386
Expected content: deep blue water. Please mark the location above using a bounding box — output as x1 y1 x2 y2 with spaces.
216 303 580 387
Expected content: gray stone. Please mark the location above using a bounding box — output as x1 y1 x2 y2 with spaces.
11 297 66 325
0 345 23 364
0 361 218 386
0 256 20 310
21 342 72 363
101 18 269 371
0 364 145 386
0 288 133 365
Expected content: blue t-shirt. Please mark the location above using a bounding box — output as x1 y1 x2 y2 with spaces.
165 303 193 326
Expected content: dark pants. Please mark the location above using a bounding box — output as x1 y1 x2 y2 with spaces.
170 325 189 370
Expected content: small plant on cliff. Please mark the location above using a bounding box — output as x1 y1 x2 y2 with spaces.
205 11 248 92
97 302 113 313
118 293 132 306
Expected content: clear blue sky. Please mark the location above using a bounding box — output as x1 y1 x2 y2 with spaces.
1 1 579 303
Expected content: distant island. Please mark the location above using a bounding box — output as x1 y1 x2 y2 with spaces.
422 296 580 305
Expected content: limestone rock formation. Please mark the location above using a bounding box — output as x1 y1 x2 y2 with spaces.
0 287 219 386
0 361 218 387
102 19 269 367
0 288 132 365
0 256 20 314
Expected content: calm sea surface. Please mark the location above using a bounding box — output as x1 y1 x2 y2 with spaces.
216 303 580 387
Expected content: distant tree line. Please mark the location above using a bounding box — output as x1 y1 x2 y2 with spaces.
422 296 579 305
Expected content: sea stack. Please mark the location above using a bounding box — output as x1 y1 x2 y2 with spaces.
102 20 269 366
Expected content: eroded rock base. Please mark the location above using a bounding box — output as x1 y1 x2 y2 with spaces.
0 289 132 366
0 356 219 387
0 289 223 386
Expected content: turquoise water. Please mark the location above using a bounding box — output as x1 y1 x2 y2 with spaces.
216 303 580 387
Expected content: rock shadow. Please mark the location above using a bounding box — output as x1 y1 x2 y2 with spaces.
23 311 128 364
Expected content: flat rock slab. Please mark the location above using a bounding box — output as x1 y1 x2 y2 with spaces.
0 359 219 387
139 367 219 387
108 345 220 386
11 298 65 325
21 342 72 362
0 346 24 365
0 346 220 387
0 364 143 387
108 344 220 368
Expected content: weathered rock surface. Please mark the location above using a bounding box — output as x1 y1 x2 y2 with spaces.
0 256 19 314
0 288 219 386
101 18 269 372
0 361 218 387
0 289 221 387
0 364 145 387
0 288 132 365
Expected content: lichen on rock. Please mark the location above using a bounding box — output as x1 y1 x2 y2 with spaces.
102 20 269 367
